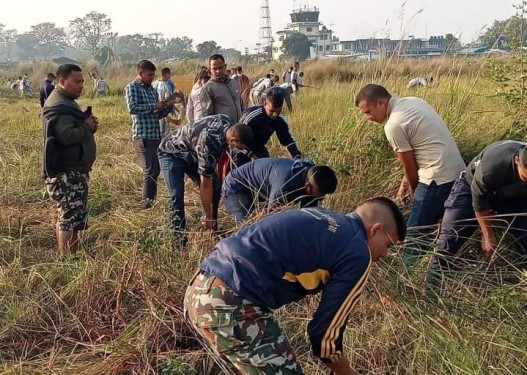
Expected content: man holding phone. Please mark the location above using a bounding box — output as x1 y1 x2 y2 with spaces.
125 60 180 209
41 64 98 255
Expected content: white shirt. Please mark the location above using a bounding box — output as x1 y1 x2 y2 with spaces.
186 82 205 123
384 96 465 185
96 79 107 92
407 77 428 89
282 71 292 83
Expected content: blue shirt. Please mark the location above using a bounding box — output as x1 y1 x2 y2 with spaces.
224 157 319 212
39 79 55 107
201 208 372 363
124 78 172 140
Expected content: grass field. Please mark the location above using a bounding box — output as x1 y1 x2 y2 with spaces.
1 58 527 374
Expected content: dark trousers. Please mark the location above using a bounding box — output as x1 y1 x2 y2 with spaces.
223 189 254 224
158 151 221 234
231 147 270 167
403 180 454 264
426 173 527 284
133 138 160 201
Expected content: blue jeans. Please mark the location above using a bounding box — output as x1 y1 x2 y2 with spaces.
223 189 254 224
158 151 221 236
426 173 527 286
403 180 454 264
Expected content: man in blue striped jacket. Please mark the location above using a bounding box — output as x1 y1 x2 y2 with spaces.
184 197 406 375
234 89 302 167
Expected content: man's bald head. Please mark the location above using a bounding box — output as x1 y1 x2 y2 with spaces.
355 197 406 261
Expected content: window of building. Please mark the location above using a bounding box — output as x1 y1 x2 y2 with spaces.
326 45 331 51
318 45 323 51
307 27 313 32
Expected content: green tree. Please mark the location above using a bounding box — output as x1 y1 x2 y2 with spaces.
69 11 112 57
164 36 195 59
31 22 67 58
196 40 221 59
444 33 460 54
480 15 527 49
0 24 17 61
282 32 311 60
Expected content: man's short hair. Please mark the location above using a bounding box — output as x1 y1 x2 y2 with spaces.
235 66 243 73
289 66 294 71
198 69 211 83
230 123 254 147
362 197 407 241
308 166 338 195
161 67 171 76
265 89 284 108
518 146 527 167
47 73 56 80
137 60 156 72
56 64 82 80
355 84 391 106
209 54 225 64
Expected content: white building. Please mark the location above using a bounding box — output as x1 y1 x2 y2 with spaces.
272 6 334 60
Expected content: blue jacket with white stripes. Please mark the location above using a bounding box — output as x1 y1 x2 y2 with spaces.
200 207 372 364
240 105 301 159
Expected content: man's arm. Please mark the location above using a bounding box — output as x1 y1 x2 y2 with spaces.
186 94 195 123
200 175 216 229
397 151 419 197
199 84 214 117
124 84 157 115
54 115 92 146
308 251 371 373
275 116 301 158
475 209 497 256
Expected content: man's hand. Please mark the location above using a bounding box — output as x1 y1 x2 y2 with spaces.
397 177 410 199
155 100 167 110
326 357 358 375
84 116 99 133
202 218 218 231
482 234 498 258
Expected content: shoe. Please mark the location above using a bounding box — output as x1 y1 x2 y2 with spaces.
141 198 155 210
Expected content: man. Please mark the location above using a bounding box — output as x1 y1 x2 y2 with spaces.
291 61 301 93
407 76 433 89
185 197 406 374
124 60 179 209
356 84 465 264
94 76 108 97
223 157 338 224
41 64 98 254
39 73 55 108
263 85 293 111
234 89 301 166
250 74 273 105
426 140 527 287
282 66 294 84
186 69 211 123
158 115 253 246
19 73 31 97
152 67 173 136
233 66 251 108
201 54 243 123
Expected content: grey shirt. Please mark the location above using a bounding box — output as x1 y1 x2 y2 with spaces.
465 140 527 211
200 77 243 123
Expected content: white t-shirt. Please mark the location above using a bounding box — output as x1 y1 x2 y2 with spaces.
282 71 292 83
96 79 107 92
384 96 465 185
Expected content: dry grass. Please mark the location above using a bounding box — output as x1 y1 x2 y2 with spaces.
1 57 527 374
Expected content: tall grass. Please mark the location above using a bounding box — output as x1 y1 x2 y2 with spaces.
1 57 526 374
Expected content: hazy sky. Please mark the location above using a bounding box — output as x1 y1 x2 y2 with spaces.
0 0 517 50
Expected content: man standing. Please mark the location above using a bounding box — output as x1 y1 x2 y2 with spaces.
356 84 465 264
152 67 173 136
39 73 55 108
158 115 253 246
201 54 243 123
42 64 98 254
234 90 301 166
124 60 179 209
185 197 406 374
282 66 294 84
233 66 251 108
223 157 338 224
93 76 108 97
426 140 527 288
291 61 301 93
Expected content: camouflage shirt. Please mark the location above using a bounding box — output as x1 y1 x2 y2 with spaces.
158 114 234 178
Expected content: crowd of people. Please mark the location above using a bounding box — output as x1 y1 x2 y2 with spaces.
38 55 527 375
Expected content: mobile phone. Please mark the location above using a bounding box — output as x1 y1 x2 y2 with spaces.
85 106 92 118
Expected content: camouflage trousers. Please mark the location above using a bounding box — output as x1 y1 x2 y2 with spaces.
45 171 89 231
184 272 304 375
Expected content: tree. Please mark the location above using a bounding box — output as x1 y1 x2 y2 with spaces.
196 40 221 59
69 11 112 57
31 22 67 58
282 32 311 60
164 36 195 59
14 33 39 61
444 33 460 54
0 24 17 61
480 15 527 49
220 48 242 61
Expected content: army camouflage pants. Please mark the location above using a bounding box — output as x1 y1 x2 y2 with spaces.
184 272 304 375
45 171 89 231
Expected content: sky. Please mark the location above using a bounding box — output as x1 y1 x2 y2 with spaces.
0 0 518 51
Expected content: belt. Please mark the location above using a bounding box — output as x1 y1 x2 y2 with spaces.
190 269 227 289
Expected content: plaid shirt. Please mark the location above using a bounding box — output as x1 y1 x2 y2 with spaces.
158 114 234 177
124 78 172 140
